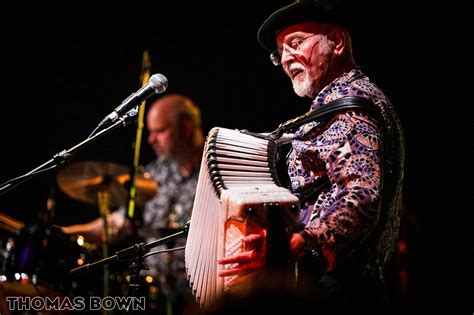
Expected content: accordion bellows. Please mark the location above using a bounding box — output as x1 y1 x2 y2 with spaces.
185 127 299 308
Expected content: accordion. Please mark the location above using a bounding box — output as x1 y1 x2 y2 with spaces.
185 127 300 308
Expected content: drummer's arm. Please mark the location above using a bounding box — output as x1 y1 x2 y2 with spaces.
60 216 105 244
60 211 132 244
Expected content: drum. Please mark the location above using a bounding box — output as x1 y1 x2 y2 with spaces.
2 222 97 295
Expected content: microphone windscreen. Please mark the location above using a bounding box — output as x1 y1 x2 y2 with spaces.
149 73 168 93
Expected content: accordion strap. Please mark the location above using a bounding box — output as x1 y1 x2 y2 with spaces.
270 96 382 137
238 96 384 199
268 96 384 205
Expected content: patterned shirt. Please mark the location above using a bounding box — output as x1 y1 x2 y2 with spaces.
288 67 404 271
140 156 199 287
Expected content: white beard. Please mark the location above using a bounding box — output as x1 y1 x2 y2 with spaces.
292 71 314 97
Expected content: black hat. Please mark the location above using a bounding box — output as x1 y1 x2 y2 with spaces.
257 0 349 52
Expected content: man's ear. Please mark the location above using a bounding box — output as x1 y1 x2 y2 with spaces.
328 28 346 56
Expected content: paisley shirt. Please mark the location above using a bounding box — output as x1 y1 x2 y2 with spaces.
140 156 199 288
288 67 404 271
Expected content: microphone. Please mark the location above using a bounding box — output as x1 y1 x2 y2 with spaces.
97 73 168 129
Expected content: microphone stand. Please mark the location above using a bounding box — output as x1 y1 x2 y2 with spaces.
70 222 190 301
0 109 138 196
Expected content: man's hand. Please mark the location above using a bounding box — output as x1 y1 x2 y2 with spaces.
289 232 306 258
217 230 266 279
217 230 309 288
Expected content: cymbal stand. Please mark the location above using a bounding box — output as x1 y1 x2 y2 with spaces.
97 191 111 315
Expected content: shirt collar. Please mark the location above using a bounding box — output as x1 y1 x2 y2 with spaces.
310 66 364 110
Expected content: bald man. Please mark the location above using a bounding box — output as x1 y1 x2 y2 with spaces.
146 94 204 177
62 94 204 313
133 94 204 313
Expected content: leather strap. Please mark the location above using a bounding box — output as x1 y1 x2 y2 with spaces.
271 96 382 137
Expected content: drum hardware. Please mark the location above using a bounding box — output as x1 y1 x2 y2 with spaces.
69 222 189 307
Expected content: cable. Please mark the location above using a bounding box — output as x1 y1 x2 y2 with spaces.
142 246 186 260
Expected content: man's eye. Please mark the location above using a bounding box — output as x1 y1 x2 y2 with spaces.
289 40 301 49
289 41 298 48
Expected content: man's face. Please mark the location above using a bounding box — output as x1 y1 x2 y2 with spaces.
147 109 180 159
276 22 334 98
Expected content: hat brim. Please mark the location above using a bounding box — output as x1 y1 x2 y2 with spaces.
257 1 347 52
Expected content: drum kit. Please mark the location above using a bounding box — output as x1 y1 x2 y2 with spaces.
0 160 158 299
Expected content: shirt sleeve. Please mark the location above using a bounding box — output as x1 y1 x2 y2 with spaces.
303 110 383 270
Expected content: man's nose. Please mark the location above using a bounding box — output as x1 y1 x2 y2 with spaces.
281 49 303 65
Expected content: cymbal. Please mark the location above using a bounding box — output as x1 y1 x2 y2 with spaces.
56 160 157 208
0 212 25 234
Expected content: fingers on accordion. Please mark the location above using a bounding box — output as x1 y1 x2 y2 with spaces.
218 257 265 277
218 249 257 266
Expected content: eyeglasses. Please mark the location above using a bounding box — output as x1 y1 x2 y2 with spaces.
270 34 318 66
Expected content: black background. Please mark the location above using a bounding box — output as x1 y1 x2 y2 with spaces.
0 1 466 310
